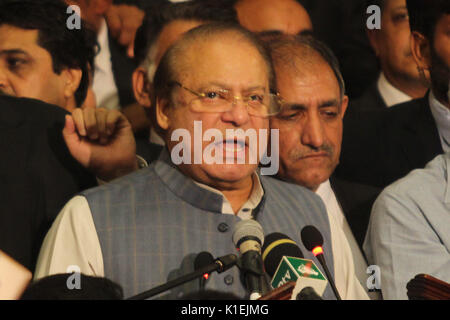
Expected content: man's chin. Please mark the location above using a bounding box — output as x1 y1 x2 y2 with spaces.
280 169 331 191
204 163 256 183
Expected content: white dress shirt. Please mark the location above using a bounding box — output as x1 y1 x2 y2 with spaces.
429 91 450 153
316 180 371 300
92 19 120 110
377 72 412 107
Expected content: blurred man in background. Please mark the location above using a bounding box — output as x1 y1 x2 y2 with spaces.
234 0 312 35
354 0 428 110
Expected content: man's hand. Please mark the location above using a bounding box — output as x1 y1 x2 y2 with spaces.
105 4 145 58
63 108 139 182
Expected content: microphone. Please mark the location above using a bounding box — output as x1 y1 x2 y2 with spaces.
296 287 323 300
194 252 214 291
232 219 267 300
301 225 342 300
127 253 237 300
261 232 304 277
262 232 328 299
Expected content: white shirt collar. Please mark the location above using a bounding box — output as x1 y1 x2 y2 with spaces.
315 180 334 207
429 91 450 153
377 72 412 107
316 179 345 229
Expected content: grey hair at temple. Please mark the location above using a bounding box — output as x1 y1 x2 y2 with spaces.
261 33 346 100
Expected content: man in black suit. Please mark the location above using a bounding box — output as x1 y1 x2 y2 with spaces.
0 0 100 272
0 95 97 272
299 0 379 100
338 97 443 188
336 0 449 189
352 0 428 111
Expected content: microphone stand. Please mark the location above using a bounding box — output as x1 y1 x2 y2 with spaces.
127 254 237 300
316 254 341 300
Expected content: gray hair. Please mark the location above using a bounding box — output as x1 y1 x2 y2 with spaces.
261 33 346 100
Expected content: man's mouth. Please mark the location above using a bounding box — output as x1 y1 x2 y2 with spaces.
299 152 329 159
211 139 248 160
220 139 246 152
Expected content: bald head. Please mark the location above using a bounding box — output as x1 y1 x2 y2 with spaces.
235 0 312 35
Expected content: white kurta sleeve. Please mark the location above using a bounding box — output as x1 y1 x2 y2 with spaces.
34 196 104 280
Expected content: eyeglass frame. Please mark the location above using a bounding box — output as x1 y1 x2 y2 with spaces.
168 81 282 117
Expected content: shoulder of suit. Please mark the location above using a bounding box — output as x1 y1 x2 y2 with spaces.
0 95 68 128
387 96 428 115
81 165 158 198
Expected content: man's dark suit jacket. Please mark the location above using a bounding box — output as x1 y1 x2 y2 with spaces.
330 176 381 251
336 95 443 189
109 33 136 109
0 96 97 272
351 82 387 110
299 0 379 99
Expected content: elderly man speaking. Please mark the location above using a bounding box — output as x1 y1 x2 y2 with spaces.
35 23 337 300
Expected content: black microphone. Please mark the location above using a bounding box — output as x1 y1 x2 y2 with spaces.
194 252 214 291
261 232 328 299
296 287 323 300
261 232 304 278
301 225 342 300
127 254 238 300
232 219 267 300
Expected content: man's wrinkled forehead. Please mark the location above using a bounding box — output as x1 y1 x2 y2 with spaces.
171 32 269 84
276 51 338 86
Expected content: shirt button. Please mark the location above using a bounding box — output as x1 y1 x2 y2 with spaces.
217 222 229 233
224 275 234 286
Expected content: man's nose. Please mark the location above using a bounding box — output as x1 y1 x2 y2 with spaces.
301 112 325 149
221 97 251 127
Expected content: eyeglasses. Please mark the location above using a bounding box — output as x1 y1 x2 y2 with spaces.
170 81 281 117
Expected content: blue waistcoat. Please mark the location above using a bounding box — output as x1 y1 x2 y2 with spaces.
82 150 335 299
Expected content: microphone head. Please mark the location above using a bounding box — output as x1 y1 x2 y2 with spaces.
261 233 303 277
296 287 323 300
232 219 264 252
194 252 215 271
301 225 324 252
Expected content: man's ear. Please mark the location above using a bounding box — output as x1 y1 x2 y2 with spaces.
366 28 380 57
132 68 152 107
155 96 171 131
410 31 431 71
340 95 349 118
62 68 83 100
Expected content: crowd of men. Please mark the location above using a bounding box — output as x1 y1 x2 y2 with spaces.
0 0 448 300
